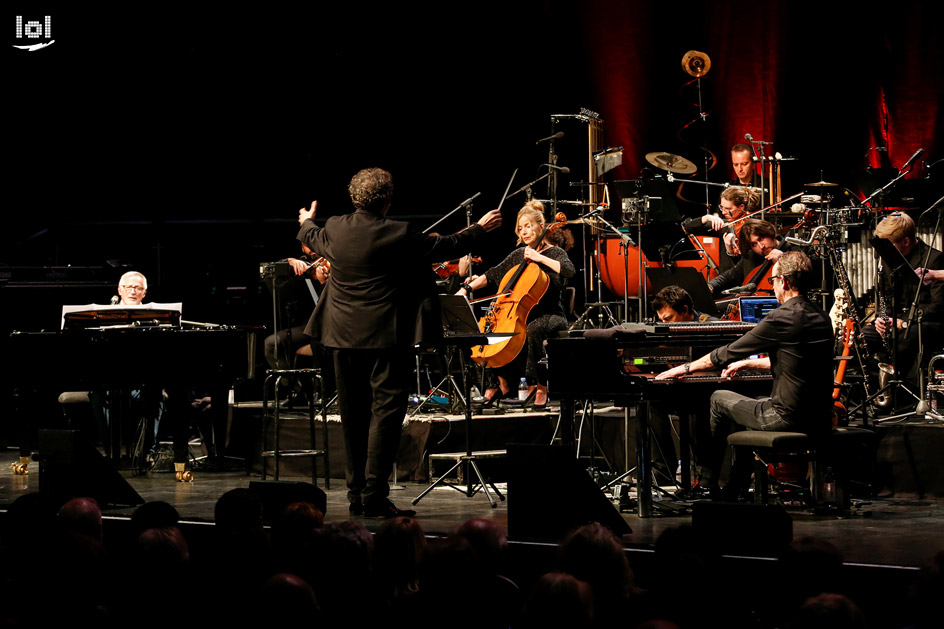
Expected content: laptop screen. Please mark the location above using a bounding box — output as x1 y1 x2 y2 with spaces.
738 296 779 323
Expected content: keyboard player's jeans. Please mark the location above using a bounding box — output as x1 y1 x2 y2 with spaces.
704 391 793 490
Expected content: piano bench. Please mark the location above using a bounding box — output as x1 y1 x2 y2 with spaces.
727 427 875 512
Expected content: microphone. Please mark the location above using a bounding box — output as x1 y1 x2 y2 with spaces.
110 295 120 305
535 131 564 145
720 283 757 296
744 133 773 145
544 164 571 174
899 148 926 173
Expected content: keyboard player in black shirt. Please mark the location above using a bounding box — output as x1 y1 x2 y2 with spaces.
656 251 834 499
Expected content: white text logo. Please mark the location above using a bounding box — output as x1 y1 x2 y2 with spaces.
14 15 54 51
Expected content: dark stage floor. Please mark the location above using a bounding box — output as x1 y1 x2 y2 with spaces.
3 445 941 570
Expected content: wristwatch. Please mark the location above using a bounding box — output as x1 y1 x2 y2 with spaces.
460 282 473 293
683 362 691 374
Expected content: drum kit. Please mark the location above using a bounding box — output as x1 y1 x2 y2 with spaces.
564 146 869 324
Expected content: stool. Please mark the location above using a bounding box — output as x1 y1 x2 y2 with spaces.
261 368 330 488
727 427 876 511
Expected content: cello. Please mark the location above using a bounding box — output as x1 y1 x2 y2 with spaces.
470 213 567 368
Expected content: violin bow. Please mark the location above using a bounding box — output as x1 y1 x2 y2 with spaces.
719 191 804 229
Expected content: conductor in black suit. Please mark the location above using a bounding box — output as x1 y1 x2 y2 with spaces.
297 168 503 517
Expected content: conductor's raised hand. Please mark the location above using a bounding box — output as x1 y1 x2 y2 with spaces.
477 209 503 232
299 201 318 225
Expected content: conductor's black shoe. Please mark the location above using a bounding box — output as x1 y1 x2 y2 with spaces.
349 498 364 516
363 499 416 519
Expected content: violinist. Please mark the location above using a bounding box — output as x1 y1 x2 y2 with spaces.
708 218 786 296
457 200 575 408
682 186 756 274
263 242 330 373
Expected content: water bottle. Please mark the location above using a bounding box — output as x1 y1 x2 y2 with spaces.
823 467 837 508
518 377 529 401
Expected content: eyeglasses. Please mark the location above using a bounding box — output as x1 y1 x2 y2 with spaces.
770 274 788 283
121 285 145 292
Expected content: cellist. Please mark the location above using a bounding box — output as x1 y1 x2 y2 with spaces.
456 200 575 409
708 218 789 296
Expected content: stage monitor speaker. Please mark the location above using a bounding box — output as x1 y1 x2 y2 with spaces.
506 443 631 541
37 429 144 508
692 501 793 555
249 480 328 523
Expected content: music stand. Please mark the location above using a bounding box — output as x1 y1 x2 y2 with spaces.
411 295 481 416
411 295 513 507
646 267 720 317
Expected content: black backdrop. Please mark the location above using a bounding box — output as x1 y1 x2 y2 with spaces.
6 2 943 329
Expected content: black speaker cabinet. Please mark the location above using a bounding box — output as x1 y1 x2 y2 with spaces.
507 443 631 541
37 429 144 507
692 500 793 555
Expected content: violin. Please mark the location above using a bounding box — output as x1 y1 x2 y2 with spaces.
432 256 482 280
470 213 567 368
308 256 331 276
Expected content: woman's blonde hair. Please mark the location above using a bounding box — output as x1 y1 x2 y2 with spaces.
515 200 546 245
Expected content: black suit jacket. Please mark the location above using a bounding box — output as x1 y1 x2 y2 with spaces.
297 210 487 349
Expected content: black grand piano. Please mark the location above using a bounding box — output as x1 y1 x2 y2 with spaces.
546 321 773 517
9 306 255 493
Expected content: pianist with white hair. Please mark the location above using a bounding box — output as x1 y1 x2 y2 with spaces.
115 271 148 305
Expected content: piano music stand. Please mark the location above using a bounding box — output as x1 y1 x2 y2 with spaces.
646 266 720 317
411 296 512 508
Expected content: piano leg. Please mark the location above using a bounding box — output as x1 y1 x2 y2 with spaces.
636 403 652 518
11 456 30 475
175 462 193 483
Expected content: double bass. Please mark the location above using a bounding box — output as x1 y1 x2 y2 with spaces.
470 213 567 368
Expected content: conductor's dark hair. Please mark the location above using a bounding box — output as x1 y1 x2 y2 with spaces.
349 168 394 214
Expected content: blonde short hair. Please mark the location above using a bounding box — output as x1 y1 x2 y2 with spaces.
874 212 916 242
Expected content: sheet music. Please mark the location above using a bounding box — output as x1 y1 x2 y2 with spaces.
61 302 183 329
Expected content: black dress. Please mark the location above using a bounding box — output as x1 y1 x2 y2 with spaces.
482 245 575 385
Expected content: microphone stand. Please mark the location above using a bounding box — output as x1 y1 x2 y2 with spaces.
423 192 481 234
589 210 637 323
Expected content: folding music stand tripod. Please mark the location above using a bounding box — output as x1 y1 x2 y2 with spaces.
411 295 514 507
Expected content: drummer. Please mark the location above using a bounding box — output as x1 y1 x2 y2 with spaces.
457 200 575 408
730 143 763 188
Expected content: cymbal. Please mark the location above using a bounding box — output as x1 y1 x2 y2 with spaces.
681 50 711 78
805 180 839 187
645 152 697 174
